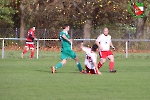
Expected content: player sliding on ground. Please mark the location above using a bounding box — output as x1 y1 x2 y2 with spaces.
51 24 85 74
80 43 102 75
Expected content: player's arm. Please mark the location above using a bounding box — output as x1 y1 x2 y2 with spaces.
62 34 72 43
80 43 90 52
95 35 103 50
95 41 103 50
92 54 102 75
28 31 38 41
29 34 38 41
93 62 102 75
29 34 34 40
110 41 115 50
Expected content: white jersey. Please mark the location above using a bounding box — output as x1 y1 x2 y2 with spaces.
82 47 97 70
96 34 111 51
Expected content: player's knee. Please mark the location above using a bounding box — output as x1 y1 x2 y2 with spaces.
75 58 79 62
26 47 29 51
110 59 114 62
101 59 106 63
62 59 67 65
31 48 34 51
109 56 114 62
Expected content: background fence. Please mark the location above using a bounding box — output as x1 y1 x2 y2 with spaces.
0 28 150 49
0 38 150 59
0 28 150 59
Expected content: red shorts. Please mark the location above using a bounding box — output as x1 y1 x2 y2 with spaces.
25 42 34 49
99 50 113 59
85 66 96 74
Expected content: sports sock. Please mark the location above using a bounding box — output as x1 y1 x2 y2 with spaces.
22 50 27 54
98 62 103 69
55 62 63 69
76 62 82 72
109 61 114 71
30 50 34 58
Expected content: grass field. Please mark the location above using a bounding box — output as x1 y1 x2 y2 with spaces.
0 51 150 100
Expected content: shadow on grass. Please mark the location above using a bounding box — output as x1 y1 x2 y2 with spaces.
35 69 113 74
35 70 79 74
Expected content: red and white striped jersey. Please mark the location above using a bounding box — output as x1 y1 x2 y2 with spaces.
26 28 35 42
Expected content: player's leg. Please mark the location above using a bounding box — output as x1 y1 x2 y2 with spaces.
85 65 90 74
107 51 116 72
52 53 67 73
71 51 84 72
52 59 67 73
98 58 106 68
98 51 107 69
65 50 84 72
30 44 35 59
30 48 34 59
108 55 116 72
55 59 67 69
74 57 84 72
21 44 29 58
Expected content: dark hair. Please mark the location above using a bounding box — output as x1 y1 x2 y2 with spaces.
63 24 69 29
91 44 98 51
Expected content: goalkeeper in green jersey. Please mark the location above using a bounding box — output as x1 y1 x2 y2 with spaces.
51 24 85 74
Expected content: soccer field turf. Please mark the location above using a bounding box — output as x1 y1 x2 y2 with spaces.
0 51 150 100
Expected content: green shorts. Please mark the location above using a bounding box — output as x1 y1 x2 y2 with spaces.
61 49 76 60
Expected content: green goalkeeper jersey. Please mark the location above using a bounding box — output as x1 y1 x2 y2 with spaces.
59 30 71 51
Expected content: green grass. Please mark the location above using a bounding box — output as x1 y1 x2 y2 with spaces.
0 51 150 100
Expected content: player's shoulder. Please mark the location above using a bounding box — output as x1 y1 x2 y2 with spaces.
60 30 63 34
84 47 91 53
99 34 106 37
96 34 103 38
60 31 64 35
99 34 103 36
28 29 33 34
91 52 97 58
107 34 111 38
61 30 67 34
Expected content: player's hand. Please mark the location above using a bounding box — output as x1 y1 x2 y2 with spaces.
70 39 72 42
97 71 102 75
35 38 38 40
69 39 72 44
112 47 115 51
80 42 83 48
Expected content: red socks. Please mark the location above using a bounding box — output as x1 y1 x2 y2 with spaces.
30 50 34 58
109 61 114 71
98 62 103 69
22 50 27 55
98 61 114 71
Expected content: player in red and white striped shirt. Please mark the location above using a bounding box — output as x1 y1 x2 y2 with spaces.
81 43 102 75
95 28 116 73
21 27 37 59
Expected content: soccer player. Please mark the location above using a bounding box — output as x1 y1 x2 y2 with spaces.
51 24 84 73
95 28 116 73
21 26 37 59
81 43 102 75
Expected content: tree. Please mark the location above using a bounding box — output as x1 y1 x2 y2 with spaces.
17 0 134 41
71 0 131 43
0 0 16 27
20 0 25 41
2 0 150 40
134 0 150 39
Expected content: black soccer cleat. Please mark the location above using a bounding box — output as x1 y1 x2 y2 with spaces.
110 70 116 73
